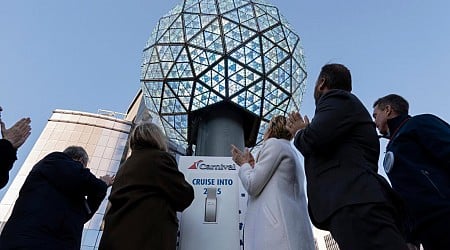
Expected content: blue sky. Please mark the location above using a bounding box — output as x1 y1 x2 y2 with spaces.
1 0 450 195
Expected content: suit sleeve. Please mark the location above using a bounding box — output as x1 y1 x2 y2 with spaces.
84 176 108 219
37 156 107 216
0 139 17 189
414 115 450 168
293 92 357 157
156 153 194 212
238 139 283 197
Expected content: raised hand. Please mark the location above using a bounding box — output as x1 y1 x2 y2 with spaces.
231 144 254 167
1 117 31 149
286 111 309 137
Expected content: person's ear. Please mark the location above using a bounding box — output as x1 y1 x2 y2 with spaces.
318 77 327 91
385 105 392 116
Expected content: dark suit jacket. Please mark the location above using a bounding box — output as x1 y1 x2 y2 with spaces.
0 152 107 249
99 147 194 250
386 114 450 236
293 89 394 230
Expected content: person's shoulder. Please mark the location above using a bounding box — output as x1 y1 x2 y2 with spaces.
412 114 450 127
414 113 442 121
325 89 350 96
264 138 290 151
265 137 280 145
320 89 355 103
139 148 175 162
319 89 364 110
43 151 70 160
145 148 172 157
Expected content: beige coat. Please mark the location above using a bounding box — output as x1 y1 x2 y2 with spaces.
239 138 315 250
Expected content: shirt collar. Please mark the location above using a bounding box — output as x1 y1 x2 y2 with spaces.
387 114 411 139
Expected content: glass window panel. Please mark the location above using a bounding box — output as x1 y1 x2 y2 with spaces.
70 131 82 142
88 213 103 230
43 139 58 151
82 229 99 247
95 231 103 248
185 1 200 13
50 129 63 140
93 146 105 158
199 0 217 14
102 147 114 160
97 136 109 147
108 160 120 173
99 158 112 171
116 138 128 149
64 123 75 131
89 156 101 170
218 0 235 14
79 133 90 143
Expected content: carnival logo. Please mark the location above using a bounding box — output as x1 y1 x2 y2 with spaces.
188 160 236 171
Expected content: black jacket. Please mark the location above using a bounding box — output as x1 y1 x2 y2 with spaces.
385 114 450 235
293 89 398 229
0 139 17 189
0 152 107 250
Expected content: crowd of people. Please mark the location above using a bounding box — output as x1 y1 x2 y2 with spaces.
0 63 449 250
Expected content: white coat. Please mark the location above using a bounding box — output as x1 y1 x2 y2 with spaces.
239 138 315 250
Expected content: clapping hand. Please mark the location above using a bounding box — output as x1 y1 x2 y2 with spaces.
1 117 31 149
286 111 309 138
231 144 255 168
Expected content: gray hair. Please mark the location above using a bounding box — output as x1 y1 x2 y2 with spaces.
63 146 89 167
130 123 168 151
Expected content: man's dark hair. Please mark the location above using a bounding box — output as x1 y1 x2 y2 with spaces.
319 64 352 91
373 94 409 115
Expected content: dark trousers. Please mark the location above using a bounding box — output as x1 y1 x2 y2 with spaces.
328 202 408 250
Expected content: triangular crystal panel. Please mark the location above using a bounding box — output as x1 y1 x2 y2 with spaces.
203 19 224 53
156 14 180 42
199 0 217 15
184 0 201 13
263 25 289 50
237 5 258 31
218 0 235 14
255 10 279 31
268 60 291 90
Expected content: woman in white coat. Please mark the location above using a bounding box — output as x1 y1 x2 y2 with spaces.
231 115 315 250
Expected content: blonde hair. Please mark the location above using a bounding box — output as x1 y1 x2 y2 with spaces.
130 123 168 151
266 115 291 140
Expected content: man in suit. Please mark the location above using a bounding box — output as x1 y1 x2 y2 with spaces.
373 94 450 249
286 64 408 250
0 146 114 250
